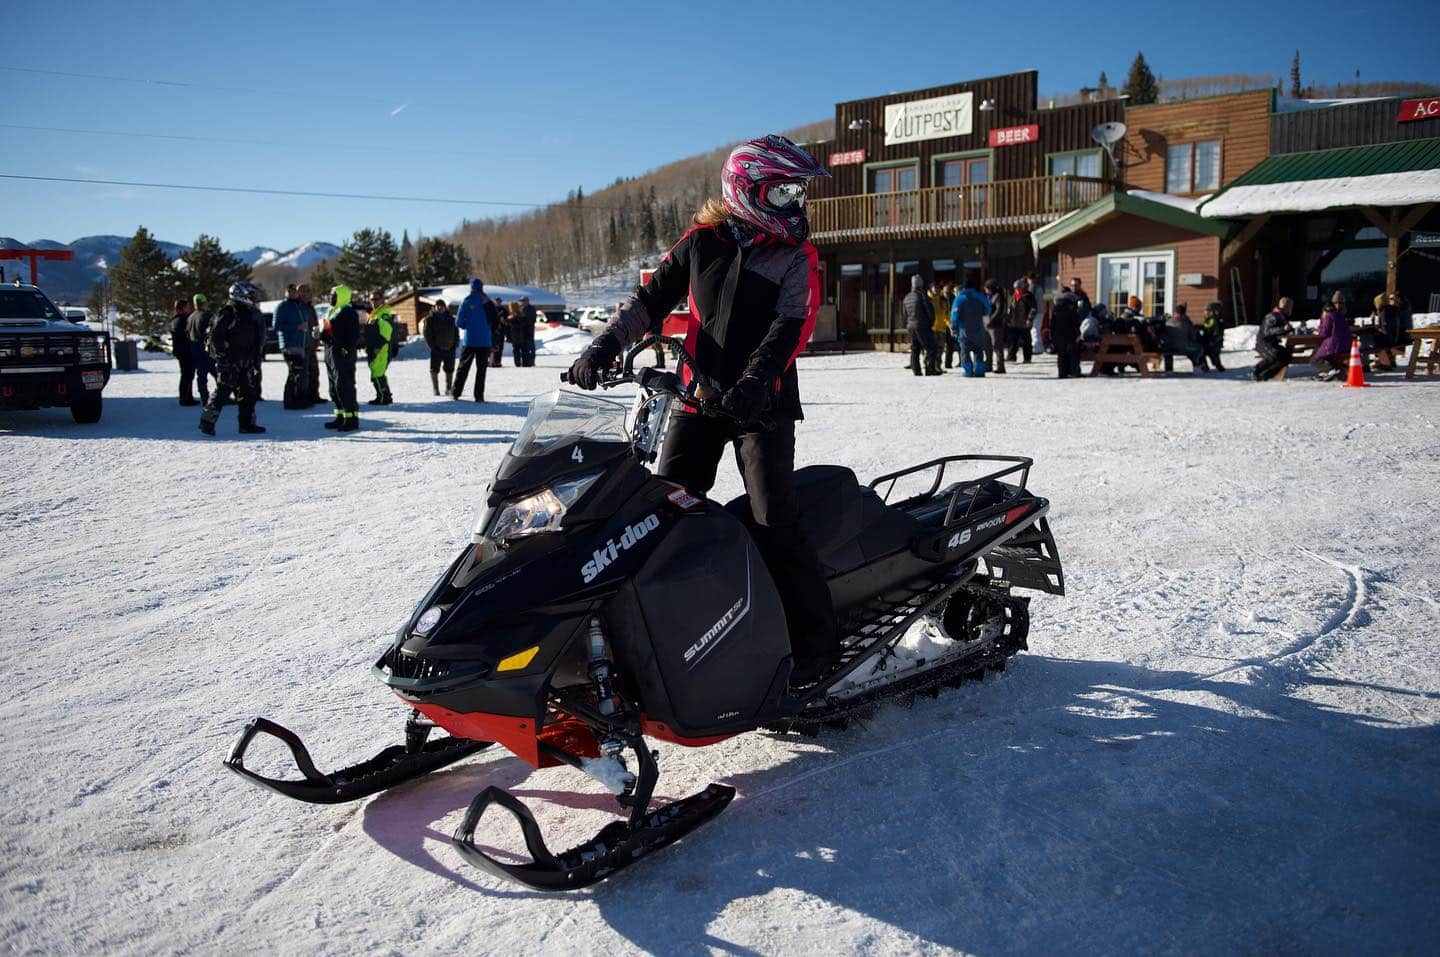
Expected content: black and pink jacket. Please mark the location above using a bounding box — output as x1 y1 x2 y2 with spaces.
598 222 820 420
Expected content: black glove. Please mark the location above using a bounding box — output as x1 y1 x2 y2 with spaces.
719 375 768 424
567 336 620 390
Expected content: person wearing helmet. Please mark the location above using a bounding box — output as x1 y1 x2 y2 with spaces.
198 282 265 435
322 285 361 431
364 289 396 405
567 134 840 687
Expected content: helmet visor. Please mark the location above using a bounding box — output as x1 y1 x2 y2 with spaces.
763 181 806 210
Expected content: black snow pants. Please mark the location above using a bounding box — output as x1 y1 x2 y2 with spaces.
201 359 259 429
656 413 838 665
283 348 311 408
177 349 197 403
326 345 358 421
452 346 490 400
1055 343 1083 378
907 324 936 375
1252 344 1291 381
1006 327 1033 363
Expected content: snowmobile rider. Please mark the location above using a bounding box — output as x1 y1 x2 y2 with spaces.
170 298 198 406
452 278 495 402
273 283 313 409
185 293 215 406
424 298 458 395
364 289 396 405
199 282 266 435
323 285 361 431
567 133 841 687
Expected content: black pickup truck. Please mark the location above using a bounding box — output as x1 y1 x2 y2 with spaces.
0 282 112 423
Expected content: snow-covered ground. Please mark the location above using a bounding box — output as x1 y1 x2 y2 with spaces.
2 341 1438 955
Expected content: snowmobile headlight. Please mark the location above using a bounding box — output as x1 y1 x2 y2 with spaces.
482 470 602 542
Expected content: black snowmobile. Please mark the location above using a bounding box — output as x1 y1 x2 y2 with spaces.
225 336 1065 890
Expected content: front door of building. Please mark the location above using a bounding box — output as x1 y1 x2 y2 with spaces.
939 156 990 221
871 164 918 228
1099 252 1173 317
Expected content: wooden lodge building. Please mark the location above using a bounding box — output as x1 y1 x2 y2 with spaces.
802 71 1440 346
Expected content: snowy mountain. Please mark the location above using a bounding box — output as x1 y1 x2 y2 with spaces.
236 242 341 270
3 235 337 301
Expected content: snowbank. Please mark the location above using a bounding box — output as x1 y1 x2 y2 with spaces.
2 349 1438 954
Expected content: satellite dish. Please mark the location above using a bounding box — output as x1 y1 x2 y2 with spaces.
1091 121 1127 170
1091 121 1127 146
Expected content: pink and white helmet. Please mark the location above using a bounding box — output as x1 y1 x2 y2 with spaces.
721 134 829 244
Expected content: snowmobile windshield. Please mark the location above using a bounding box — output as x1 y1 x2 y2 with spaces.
510 390 630 457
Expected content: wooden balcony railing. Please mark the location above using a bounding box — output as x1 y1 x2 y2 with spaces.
807 175 1112 243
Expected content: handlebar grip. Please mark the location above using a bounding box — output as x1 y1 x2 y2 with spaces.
560 372 570 383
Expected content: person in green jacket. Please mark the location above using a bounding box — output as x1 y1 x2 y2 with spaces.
364 289 396 405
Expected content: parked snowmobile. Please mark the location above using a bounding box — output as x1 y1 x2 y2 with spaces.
225 335 1065 890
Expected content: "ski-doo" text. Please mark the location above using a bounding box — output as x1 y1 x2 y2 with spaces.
580 514 661 583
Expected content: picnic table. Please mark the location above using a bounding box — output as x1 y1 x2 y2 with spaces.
1275 334 1323 379
1082 333 1160 377
1405 328 1440 379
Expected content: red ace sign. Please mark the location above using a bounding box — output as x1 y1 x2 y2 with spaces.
1398 97 1440 123
987 124 1039 147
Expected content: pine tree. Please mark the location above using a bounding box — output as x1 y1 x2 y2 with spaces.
110 226 180 336
412 237 473 285
1098 70 1109 94
1123 52 1159 105
1289 50 1303 99
400 229 415 269
308 260 338 298
334 227 405 299
181 234 251 306
607 211 622 264
86 280 108 323
640 186 658 250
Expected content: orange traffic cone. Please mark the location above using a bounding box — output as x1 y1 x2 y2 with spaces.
1343 337 1369 388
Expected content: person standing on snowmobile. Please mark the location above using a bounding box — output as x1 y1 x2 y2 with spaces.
568 134 840 686
365 289 396 405
323 285 361 431
199 282 266 435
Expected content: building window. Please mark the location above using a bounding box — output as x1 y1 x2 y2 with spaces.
1098 251 1173 317
1047 150 1103 179
935 152 991 221
866 162 919 228
1166 140 1222 193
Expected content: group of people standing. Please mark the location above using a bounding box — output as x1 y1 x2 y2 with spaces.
902 273 1044 377
420 278 537 402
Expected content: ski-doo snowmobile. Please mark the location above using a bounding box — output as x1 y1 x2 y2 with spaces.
225 335 1065 890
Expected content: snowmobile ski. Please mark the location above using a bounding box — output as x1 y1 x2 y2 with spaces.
224 713 489 804
452 736 734 890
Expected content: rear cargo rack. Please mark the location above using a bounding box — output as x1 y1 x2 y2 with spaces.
868 455 1033 527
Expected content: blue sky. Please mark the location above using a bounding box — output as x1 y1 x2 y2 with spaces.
1 0 1433 251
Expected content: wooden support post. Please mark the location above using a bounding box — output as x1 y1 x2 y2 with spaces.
1221 213 1272 265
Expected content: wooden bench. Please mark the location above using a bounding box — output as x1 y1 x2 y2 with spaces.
1275 334 1322 380
1405 328 1440 379
1083 333 1161 377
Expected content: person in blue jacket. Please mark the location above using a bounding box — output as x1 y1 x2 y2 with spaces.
272 283 313 408
949 277 992 376
451 278 496 402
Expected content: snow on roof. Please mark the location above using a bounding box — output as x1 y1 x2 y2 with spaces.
1201 168 1440 217
1273 96 1393 113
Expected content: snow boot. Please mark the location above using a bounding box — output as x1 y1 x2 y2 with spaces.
199 420 215 436
444 370 453 393
337 417 359 433
323 417 343 429
239 423 266 434
430 372 440 396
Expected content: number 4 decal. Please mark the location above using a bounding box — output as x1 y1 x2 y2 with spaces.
571 446 585 464
947 528 971 549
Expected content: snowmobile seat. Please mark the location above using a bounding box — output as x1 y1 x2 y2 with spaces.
726 465 919 577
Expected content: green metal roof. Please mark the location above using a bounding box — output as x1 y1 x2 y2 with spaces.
1032 190 1233 252
1221 137 1440 189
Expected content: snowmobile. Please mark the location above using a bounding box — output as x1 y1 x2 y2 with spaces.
225 335 1065 890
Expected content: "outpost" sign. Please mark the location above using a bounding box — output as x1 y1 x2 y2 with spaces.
884 91 973 146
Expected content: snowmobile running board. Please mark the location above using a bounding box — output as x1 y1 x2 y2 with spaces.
224 714 489 804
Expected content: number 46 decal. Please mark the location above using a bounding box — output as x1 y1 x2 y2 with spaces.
571 446 585 463
947 528 971 549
